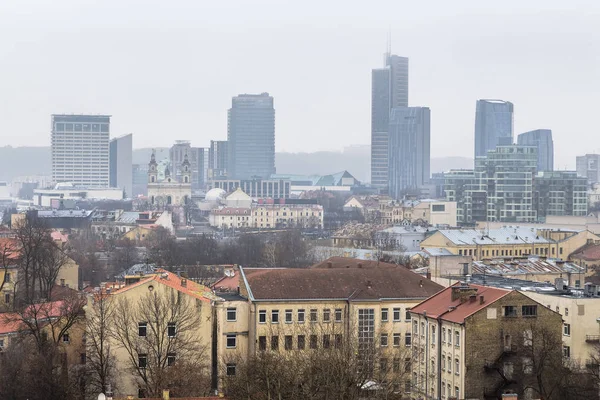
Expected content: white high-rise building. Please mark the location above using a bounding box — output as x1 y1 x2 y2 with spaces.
51 114 110 188
109 133 133 196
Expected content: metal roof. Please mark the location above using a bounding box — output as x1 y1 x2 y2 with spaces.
437 227 552 245
471 257 584 275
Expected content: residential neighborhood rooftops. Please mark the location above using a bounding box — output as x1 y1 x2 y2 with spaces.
309 256 400 269
434 227 553 246
240 264 443 301
571 243 600 262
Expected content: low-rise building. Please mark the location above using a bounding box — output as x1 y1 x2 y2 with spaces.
208 203 324 230
92 210 174 238
33 183 124 208
410 282 562 400
208 178 291 199
420 227 600 261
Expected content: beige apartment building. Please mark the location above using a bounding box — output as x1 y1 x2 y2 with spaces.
209 203 324 230
410 283 562 400
236 260 443 394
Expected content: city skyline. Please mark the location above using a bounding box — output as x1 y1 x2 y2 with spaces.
1 1 599 171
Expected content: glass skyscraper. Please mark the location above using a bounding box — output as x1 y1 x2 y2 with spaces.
517 129 554 172
109 133 132 196
227 93 275 180
388 107 430 199
474 100 514 158
370 54 409 190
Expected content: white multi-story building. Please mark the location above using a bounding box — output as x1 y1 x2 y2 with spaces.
51 114 110 188
209 203 324 230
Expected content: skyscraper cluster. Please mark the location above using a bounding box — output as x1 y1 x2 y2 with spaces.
371 53 430 197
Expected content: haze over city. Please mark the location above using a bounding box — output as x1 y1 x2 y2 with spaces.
1 0 599 169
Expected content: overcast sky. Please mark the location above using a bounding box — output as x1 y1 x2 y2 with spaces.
1 0 598 169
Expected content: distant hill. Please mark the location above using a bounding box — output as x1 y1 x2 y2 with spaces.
0 145 473 184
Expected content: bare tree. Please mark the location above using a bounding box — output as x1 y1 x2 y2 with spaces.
111 289 211 397
85 293 117 397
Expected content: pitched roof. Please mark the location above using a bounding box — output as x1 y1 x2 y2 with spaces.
309 257 399 269
471 257 584 275
432 227 552 246
0 313 24 334
410 283 512 324
111 269 217 302
241 265 443 301
571 244 600 261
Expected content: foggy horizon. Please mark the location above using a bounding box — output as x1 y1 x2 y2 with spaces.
1 0 599 170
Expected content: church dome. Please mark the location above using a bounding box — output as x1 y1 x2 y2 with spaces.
205 188 227 204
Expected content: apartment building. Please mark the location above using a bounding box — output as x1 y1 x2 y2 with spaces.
420 227 600 261
236 261 443 394
410 283 562 400
209 203 324 230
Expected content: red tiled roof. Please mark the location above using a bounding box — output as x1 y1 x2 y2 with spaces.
242 265 442 301
0 313 24 334
212 273 239 291
111 269 213 302
410 283 512 324
310 257 399 269
572 244 600 262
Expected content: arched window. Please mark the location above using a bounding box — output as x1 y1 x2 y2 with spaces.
167 178 171 183
151 176 155 183
167 196 172 205
150 196 155 204
184 176 189 183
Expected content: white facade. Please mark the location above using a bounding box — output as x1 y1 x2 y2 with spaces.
51 114 110 188
209 203 324 229
33 185 124 207
147 152 192 207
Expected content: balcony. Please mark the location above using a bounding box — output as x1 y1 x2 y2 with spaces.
586 335 600 343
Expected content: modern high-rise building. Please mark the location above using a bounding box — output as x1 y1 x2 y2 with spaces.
517 129 554 172
370 54 409 190
169 141 208 190
474 100 514 158
388 107 430 199
534 171 588 219
576 154 600 187
208 140 228 179
227 93 275 180
51 114 110 188
109 133 132 197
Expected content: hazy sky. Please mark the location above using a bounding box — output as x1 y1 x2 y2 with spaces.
1 0 598 169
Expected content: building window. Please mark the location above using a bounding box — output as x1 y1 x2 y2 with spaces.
4 273 10 283
285 335 293 350
447 356 452 373
380 358 388 372
393 333 401 347
442 355 446 371
323 334 331 349
413 320 418 333
310 334 318 349
297 309 305 323
431 325 436 344
563 346 571 358
393 307 401 321
310 309 317 322
285 309 293 323
455 359 459 375
258 336 266 351
335 308 342 322
405 333 412 347
226 334 237 348
381 333 388 347
271 336 279 350
335 334 343 349
167 322 176 337
420 322 425 337
167 353 176 366
393 358 400 372
226 307 237 321
524 330 533 347
271 310 279 323
381 308 389 322
522 305 538 317
455 386 459 399
455 331 460 347
298 335 305 350
405 309 411 320
323 309 331 322
565 307 569 316
62 333 70 343
138 354 147 369
138 322 147 337
4 293 9 304
504 306 517 317
564 323 571 336
226 363 236 376
442 328 446 343
259 310 266 323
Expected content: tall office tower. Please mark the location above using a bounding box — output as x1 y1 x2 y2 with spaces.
209 140 228 179
51 114 110 188
517 129 554 172
109 133 132 197
474 100 514 158
388 107 430 199
193 147 209 189
576 154 600 187
227 93 275 179
370 54 409 190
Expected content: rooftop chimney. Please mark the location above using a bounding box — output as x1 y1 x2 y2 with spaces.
469 294 477 303
181 278 187 287
480 295 485 305
419 280 423 288
426 271 431 280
